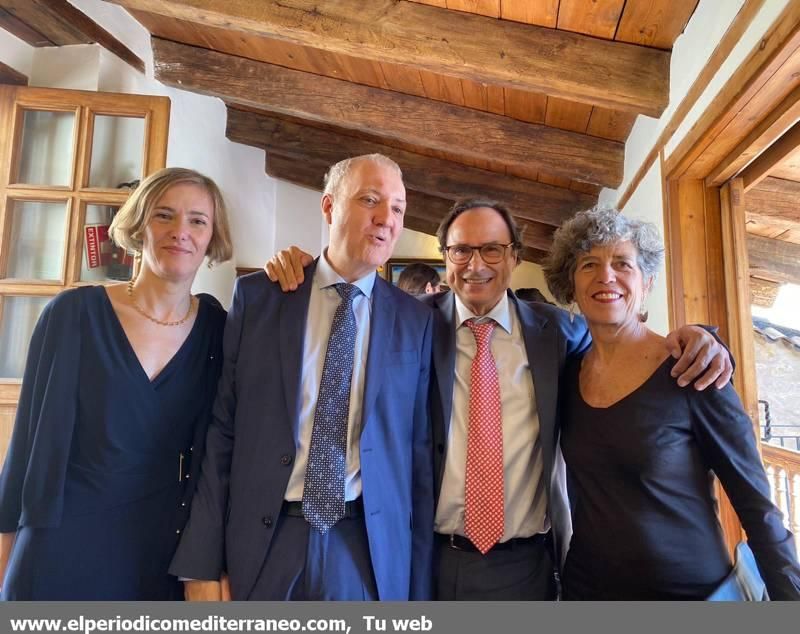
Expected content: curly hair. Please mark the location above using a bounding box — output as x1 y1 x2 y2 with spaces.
543 205 664 305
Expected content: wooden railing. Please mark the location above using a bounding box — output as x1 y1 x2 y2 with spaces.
762 444 800 552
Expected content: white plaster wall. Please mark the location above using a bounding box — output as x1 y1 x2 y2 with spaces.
620 161 669 335
0 27 34 79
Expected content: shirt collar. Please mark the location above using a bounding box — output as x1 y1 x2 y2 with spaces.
454 291 512 334
314 249 376 299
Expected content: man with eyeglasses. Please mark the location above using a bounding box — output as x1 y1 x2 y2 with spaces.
266 196 732 601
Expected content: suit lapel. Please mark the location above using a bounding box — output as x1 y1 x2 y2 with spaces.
433 291 457 442
513 294 559 479
279 261 317 427
361 276 395 429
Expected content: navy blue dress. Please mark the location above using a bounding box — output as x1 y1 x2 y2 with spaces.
560 357 800 600
0 286 224 600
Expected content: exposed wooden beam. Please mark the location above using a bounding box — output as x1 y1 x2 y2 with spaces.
742 120 800 191
747 233 800 285
264 154 550 261
746 177 800 228
0 0 145 72
112 0 669 116
153 38 623 187
0 7 50 45
707 83 800 186
0 60 27 86
226 107 595 227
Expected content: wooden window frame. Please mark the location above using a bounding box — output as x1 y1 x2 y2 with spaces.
660 6 800 550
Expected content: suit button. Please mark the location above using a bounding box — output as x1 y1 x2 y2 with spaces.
262 516 273 528
437 443 444 454
280 454 293 466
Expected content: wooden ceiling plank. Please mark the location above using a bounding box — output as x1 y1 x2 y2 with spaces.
378 63 427 98
615 0 699 50
419 69 466 106
747 233 800 285
707 84 800 186
741 120 800 191
544 97 593 134
556 0 626 38
499 0 559 27
0 7 51 45
585 107 636 143
0 60 27 85
112 0 671 116
154 38 624 187
226 106 595 227
445 0 500 18
503 88 546 124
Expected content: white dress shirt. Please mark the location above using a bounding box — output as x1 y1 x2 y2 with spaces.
434 293 549 541
284 252 375 502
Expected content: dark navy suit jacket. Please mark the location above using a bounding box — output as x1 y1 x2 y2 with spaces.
170 263 435 600
424 290 591 568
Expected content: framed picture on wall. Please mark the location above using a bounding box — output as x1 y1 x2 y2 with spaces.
383 258 446 285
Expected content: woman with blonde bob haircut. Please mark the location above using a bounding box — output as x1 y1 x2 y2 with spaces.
544 205 799 600
0 167 233 600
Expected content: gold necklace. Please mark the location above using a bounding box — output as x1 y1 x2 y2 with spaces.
126 279 197 327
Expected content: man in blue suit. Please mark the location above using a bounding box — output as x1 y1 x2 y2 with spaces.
265 200 732 601
170 154 434 600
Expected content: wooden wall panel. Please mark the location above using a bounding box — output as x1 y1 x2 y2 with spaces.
0 404 15 467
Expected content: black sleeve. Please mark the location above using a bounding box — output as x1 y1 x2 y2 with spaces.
689 385 800 599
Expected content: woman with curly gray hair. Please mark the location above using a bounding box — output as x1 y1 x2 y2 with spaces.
544 206 799 600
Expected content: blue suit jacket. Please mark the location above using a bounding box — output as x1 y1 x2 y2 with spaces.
424 290 590 568
170 263 435 600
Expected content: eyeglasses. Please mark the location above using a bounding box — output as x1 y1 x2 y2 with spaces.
442 243 515 265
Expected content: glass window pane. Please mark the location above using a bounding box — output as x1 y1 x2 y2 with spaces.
17 110 75 186
0 295 51 378
80 204 133 282
5 200 68 280
88 115 145 188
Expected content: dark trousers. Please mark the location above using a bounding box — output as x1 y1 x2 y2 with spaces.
435 533 557 600
248 512 378 600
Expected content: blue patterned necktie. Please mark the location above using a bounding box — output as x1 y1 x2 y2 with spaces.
302 282 360 533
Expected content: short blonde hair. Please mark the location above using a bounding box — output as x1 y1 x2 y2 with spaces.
323 154 402 199
109 167 233 265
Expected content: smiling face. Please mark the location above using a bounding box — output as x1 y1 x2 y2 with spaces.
573 240 652 329
445 206 519 316
141 182 215 283
323 158 406 281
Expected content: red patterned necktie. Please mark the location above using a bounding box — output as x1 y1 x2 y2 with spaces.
464 318 504 554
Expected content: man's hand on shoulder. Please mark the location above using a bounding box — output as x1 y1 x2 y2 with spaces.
265 246 314 291
665 325 733 390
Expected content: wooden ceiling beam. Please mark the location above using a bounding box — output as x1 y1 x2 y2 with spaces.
153 38 623 187
111 0 669 116
0 61 27 86
225 107 595 227
0 0 144 72
0 7 51 45
264 154 551 260
747 234 800 285
746 177 800 228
